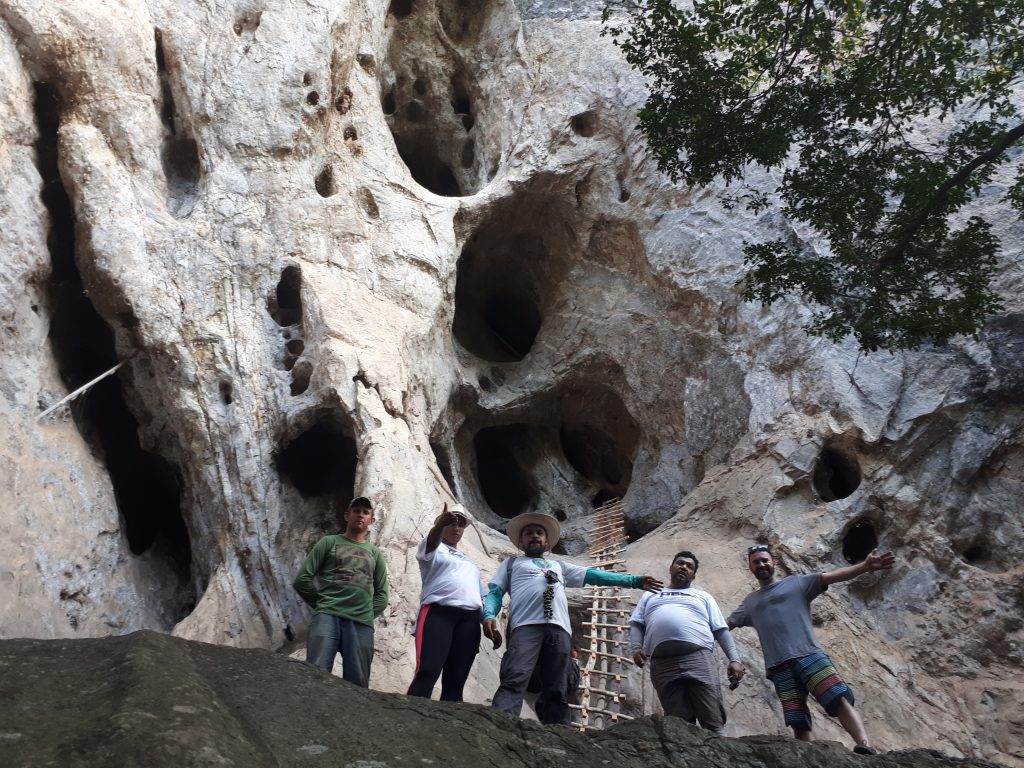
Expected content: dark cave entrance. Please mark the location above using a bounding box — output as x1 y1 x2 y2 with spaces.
842 519 878 564
34 82 194 625
812 445 862 501
473 425 538 519
277 414 358 509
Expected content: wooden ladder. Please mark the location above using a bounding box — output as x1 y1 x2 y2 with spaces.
570 498 635 731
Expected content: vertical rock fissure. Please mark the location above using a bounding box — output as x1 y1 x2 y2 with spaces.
33 82 195 628
155 29 201 217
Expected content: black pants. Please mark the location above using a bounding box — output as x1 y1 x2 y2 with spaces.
407 603 481 701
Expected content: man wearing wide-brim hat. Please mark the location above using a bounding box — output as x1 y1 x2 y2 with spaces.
483 511 662 725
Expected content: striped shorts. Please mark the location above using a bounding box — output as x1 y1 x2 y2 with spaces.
768 652 855 732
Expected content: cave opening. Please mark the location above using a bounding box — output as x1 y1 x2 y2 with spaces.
473 425 538 519
277 415 358 506
388 0 414 18
396 135 463 197
267 266 303 326
34 81 194 623
812 445 862 501
430 439 457 494
842 519 878 564
452 250 543 362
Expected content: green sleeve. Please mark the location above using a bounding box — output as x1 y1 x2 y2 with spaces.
583 569 642 588
294 537 331 607
372 546 389 617
483 584 505 621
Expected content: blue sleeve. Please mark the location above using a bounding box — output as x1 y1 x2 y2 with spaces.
583 569 642 588
483 584 505 621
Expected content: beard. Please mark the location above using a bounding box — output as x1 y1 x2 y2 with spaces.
524 541 545 558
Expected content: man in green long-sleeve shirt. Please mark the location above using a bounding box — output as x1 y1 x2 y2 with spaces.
294 496 388 687
483 512 662 724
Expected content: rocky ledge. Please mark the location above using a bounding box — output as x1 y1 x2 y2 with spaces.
0 631 1006 768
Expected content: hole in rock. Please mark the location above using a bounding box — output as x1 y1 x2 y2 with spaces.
233 11 262 36
812 445 862 501
153 33 201 216
357 187 380 219
452 194 576 361
430 440 457 494
336 87 353 114
357 54 376 72
478 375 493 392
552 508 567 522
291 360 313 396
382 89 397 115
560 425 630 489
388 0 414 18
344 126 358 141
267 266 303 326
405 101 426 123
396 135 462 196
303 73 313 86
278 414 357 504
960 544 989 566
619 188 631 202
284 625 295 642
570 110 599 137
306 91 320 106
219 379 233 405
438 0 485 44
842 519 878 564
461 139 475 168
34 81 194 624
451 74 472 127
474 426 538 519
284 353 297 371
286 339 305 355
315 165 336 197
413 78 428 96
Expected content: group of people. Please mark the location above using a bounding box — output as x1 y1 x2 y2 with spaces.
293 497 895 755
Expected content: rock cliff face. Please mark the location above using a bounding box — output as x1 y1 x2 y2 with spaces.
0 0 1020 765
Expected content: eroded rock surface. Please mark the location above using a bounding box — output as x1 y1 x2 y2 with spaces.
0 1 1020 765
0 632 1010 768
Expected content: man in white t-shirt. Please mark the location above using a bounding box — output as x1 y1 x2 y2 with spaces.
483 512 662 725
630 550 744 734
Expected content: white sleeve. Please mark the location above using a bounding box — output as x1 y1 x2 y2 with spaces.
629 593 649 626
558 560 588 588
705 594 728 632
488 557 511 592
415 537 435 563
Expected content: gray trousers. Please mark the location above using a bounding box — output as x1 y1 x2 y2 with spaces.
650 647 726 734
491 624 571 725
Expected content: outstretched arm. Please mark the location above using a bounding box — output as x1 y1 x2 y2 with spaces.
583 569 663 592
822 549 895 586
424 504 458 554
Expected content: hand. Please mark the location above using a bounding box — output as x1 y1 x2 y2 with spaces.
864 550 895 572
632 649 648 668
727 661 745 681
641 576 663 593
483 619 502 650
436 503 458 529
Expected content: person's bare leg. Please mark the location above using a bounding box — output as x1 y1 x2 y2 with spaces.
792 728 812 741
835 698 871 748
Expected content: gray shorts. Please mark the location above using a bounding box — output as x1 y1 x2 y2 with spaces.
649 647 726 732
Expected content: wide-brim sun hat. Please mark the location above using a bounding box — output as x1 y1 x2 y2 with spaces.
434 503 471 527
506 512 560 550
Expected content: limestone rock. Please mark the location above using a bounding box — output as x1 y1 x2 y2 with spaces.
0 631 1010 768
0 1 1021 766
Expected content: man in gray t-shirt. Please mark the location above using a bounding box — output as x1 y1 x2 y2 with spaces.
727 544 895 755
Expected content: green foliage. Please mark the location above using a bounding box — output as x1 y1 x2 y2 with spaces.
604 0 1024 350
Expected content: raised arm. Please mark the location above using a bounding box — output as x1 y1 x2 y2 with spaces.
424 505 458 554
821 549 895 586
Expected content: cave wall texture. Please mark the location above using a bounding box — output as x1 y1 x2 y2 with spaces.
0 0 1021 764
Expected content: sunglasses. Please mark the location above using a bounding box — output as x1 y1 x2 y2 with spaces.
747 544 770 555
